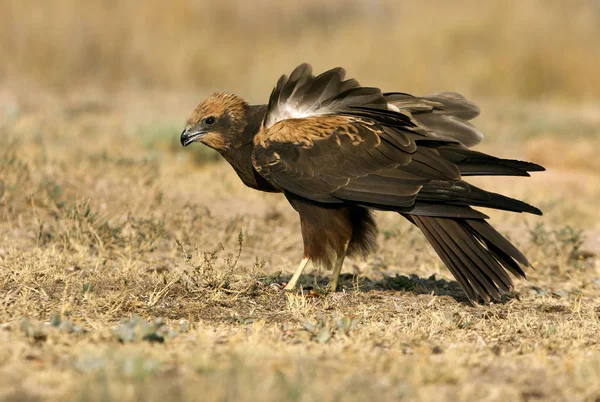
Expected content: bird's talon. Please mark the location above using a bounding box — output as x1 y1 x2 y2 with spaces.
282 283 299 292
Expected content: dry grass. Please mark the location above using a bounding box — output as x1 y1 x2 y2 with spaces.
2 3 600 398
1 87 599 401
2 0 600 100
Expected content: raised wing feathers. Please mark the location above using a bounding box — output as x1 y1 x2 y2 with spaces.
263 63 388 129
253 63 542 218
385 91 483 147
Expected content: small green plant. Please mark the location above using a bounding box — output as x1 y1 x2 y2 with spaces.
49 314 88 335
114 315 177 343
20 318 48 343
20 315 88 343
299 314 360 344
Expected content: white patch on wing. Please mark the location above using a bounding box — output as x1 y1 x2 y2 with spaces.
387 103 400 112
266 103 328 128
285 104 312 119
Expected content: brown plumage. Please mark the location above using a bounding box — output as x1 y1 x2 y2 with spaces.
181 63 544 303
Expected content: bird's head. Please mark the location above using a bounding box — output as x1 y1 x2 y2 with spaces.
180 92 249 152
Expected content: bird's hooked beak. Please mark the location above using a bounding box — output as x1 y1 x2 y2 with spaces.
180 128 206 147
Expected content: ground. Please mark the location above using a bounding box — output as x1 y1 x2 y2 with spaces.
1 90 599 402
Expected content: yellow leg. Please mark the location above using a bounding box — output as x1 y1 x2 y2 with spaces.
327 243 349 292
284 258 309 291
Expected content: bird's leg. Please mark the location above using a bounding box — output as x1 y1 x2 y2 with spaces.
327 242 349 292
284 257 310 291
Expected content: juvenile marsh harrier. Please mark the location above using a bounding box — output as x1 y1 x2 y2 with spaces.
181 64 544 303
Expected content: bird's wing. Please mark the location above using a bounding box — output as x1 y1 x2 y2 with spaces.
252 63 542 217
262 63 387 128
384 92 483 147
253 113 435 206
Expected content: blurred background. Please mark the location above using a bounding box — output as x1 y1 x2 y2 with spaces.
1 0 600 228
2 0 600 231
1 0 599 102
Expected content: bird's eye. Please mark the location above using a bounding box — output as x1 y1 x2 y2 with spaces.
204 116 216 126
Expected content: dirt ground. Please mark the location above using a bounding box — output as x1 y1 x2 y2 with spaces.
1 90 599 401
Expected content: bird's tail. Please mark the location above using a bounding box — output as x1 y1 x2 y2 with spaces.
406 215 530 303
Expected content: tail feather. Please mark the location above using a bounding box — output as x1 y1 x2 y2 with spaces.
436 146 545 177
408 215 529 303
465 219 529 267
434 219 513 289
482 240 527 279
418 182 543 216
412 217 478 301
425 218 507 301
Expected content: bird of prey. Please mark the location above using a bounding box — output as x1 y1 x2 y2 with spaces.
180 63 544 303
